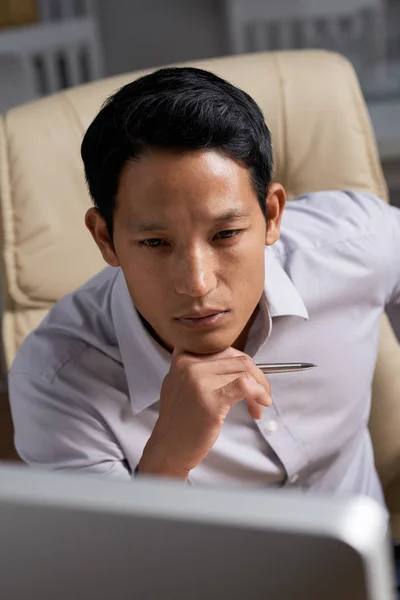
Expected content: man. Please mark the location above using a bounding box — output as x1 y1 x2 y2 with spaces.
8 67 400 498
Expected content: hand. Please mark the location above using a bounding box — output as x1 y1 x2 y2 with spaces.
138 347 272 479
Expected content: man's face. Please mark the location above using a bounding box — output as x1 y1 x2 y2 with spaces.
87 149 285 354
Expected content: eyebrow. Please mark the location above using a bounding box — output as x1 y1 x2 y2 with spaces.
214 208 252 223
128 209 252 233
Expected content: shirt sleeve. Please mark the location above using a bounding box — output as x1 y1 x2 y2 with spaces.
8 357 133 480
381 201 400 307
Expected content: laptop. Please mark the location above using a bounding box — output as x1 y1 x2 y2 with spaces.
0 463 396 600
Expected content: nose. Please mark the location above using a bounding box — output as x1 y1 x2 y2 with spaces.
173 245 217 297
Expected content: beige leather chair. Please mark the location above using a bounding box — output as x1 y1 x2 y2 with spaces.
0 49 399 537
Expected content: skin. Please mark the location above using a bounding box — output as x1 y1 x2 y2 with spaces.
86 148 286 478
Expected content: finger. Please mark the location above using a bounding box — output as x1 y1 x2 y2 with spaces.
246 401 264 421
232 355 271 396
195 346 247 362
203 371 269 401
214 376 265 419
215 375 272 410
191 355 271 396
171 346 239 367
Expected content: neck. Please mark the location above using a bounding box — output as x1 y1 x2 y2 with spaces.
137 312 172 353
232 305 259 352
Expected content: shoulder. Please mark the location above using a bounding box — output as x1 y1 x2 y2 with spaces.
10 266 121 382
277 190 391 256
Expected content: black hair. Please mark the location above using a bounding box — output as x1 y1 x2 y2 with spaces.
81 66 273 237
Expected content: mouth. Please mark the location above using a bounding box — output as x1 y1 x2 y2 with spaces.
175 310 230 330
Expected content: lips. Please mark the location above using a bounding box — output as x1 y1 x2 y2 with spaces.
177 311 223 319
175 310 229 330
176 309 227 319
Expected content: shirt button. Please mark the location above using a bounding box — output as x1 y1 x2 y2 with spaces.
266 420 278 433
289 473 299 484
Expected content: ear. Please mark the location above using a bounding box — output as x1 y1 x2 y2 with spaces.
265 183 286 246
85 207 120 267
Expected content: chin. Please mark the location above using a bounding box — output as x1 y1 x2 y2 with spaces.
178 332 239 355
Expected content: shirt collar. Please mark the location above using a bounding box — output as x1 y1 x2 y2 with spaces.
111 247 308 414
111 270 171 415
264 247 309 319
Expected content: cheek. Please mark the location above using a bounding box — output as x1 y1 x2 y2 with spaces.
117 242 161 282
118 253 165 308
227 233 266 274
126 265 163 293
231 242 265 293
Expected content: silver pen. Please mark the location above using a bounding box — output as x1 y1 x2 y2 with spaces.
256 362 316 374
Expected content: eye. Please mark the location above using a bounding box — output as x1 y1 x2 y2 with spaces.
213 229 243 241
138 238 169 248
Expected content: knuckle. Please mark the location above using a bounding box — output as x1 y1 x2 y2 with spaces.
186 366 207 398
236 374 253 392
241 371 253 382
237 354 252 370
172 354 186 373
195 393 211 413
171 359 203 393
177 358 193 376
186 363 202 386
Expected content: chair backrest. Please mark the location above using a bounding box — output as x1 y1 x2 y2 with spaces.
223 0 385 61
1 49 399 537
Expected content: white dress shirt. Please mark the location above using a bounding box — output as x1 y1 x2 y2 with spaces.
9 191 400 508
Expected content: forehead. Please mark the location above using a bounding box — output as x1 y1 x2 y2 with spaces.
116 149 257 218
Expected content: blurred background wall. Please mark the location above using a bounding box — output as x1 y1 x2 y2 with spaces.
97 0 226 75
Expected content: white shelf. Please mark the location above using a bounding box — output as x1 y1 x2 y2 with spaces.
0 13 103 113
0 17 96 53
